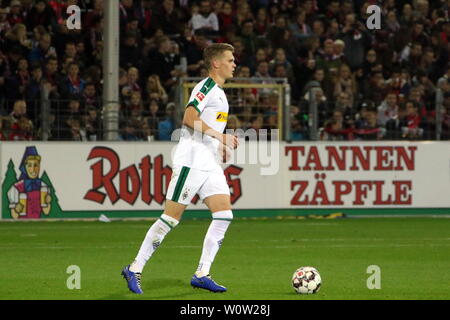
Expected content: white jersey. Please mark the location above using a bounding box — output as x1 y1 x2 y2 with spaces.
173 77 229 171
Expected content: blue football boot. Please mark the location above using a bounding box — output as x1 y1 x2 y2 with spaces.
190 274 227 293
121 265 143 294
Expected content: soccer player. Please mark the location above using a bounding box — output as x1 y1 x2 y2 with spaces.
122 43 238 294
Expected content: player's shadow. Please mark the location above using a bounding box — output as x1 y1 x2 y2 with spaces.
100 278 194 300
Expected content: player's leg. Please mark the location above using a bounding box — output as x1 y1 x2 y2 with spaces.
122 166 205 294
191 170 232 292
122 200 186 294
129 165 198 273
196 194 232 278
129 200 187 273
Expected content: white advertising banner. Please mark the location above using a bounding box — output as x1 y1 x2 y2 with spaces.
1 141 449 219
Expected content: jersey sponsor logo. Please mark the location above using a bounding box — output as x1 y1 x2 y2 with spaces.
195 92 205 102
216 112 228 122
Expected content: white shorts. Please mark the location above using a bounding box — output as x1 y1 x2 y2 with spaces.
166 166 230 205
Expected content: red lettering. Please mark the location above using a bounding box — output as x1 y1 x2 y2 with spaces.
224 165 243 204
325 146 347 170
393 180 412 204
291 181 309 205
304 146 324 171
153 155 172 205
374 146 394 170
394 147 417 171
285 146 305 170
373 181 392 205
332 181 352 205
119 165 140 204
349 146 372 171
84 147 120 204
139 156 152 204
310 180 330 205
353 181 372 205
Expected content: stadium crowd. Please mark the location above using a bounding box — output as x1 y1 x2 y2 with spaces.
0 0 449 141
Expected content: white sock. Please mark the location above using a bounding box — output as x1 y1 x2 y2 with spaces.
130 214 179 273
196 210 233 277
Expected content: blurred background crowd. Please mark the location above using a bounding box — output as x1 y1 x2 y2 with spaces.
0 0 449 141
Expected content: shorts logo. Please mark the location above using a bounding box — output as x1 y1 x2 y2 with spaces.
216 112 228 122
196 92 205 102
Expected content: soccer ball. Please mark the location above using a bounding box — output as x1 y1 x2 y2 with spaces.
292 266 321 294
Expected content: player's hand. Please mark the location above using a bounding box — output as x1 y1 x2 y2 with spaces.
221 133 239 149
220 143 232 162
46 194 52 204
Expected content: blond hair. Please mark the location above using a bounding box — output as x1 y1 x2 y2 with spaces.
25 155 41 163
203 43 234 70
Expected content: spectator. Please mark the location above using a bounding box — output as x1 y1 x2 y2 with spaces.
316 38 342 88
333 64 357 107
0 7 11 36
84 107 102 141
158 102 175 140
81 82 100 109
269 48 294 80
5 23 32 52
401 100 424 139
145 74 168 105
216 1 234 31
354 108 384 140
9 115 34 141
377 92 399 127
9 100 27 127
5 57 30 100
29 33 57 65
59 62 85 98
25 65 44 102
153 0 184 36
290 9 311 41
120 32 142 69
340 14 371 70
147 36 180 90
362 49 378 78
234 0 254 28
333 39 346 63
190 0 219 36
124 66 142 94
26 0 58 32
226 114 242 131
321 110 353 141
300 87 329 128
267 15 289 50
8 0 25 26
239 19 261 58
290 105 309 141
254 7 269 36
143 99 161 140
125 91 144 118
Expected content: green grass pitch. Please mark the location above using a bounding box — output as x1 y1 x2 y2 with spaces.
0 217 449 300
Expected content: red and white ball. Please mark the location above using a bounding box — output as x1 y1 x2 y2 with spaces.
292 266 322 294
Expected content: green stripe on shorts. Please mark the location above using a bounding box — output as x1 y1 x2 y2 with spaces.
171 166 190 202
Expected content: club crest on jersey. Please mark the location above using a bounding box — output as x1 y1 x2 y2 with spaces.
216 112 228 122
195 92 205 102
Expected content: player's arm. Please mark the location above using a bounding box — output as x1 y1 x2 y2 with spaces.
183 106 238 149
